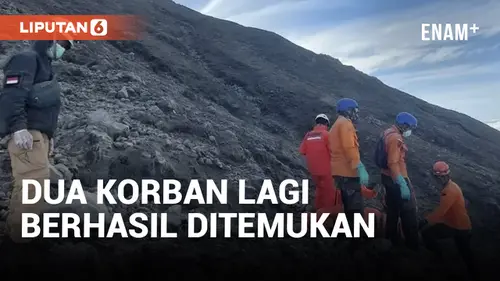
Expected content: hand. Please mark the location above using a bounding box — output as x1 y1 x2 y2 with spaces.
49 138 54 156
13 129 33 150
356 162 369 185
396 175 411 200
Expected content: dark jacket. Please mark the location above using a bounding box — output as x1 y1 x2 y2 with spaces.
0 40 61 139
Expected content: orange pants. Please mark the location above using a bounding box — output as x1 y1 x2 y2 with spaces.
311 175 338 211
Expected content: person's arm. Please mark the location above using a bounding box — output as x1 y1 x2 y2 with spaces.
328 129 335 156
322 131 331 154
386 136 402 179
1 53 37 133
299 133 308 155
426 187 457 224
339 122 360 169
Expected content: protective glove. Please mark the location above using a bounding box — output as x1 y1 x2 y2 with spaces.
49 138 55 156
13 129 33 150
395 174 411 200
356 162 369 185
418 218 428 230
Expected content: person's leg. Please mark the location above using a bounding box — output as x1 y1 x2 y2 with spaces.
311 175 323 211
454 230 476 276
341 177 364 249
322 175 336 207
317 176 341 229
381 174 401 245
420 223 455 257
333 176 347 239
400 209 419 250
334 176 347 209
332 177 342 207
7 130 50 243
335 176 359 242
343 178 363 232
316 175 336 211
400 178 419 250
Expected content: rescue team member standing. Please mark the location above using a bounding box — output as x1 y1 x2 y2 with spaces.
378 112 419 250
329 98 369 230
0 39 73 244
299 114 337 212
419 161 476 275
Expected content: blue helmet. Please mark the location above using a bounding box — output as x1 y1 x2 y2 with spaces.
336 98 359 113
395 112 417 129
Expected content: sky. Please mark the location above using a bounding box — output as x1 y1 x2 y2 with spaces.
174 0 500 130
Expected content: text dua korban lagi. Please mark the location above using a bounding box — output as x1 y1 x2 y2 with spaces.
21 179 375 239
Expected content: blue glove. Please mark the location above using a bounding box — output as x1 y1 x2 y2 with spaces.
396 175 411 200
356 162 369 185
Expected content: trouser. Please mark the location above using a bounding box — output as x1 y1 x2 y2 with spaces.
7 130 50 243
381 174 419 250
311 175 337 211
334 176 363 239
421 224 476 274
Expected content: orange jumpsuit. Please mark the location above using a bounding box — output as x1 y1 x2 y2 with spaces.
328 115 363 221
426 180 471 230
380 125 418 249
328 116 360 177
299 124 337 211
381 125 409 179
422 180 474 273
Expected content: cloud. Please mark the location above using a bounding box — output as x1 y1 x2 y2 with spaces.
190 0 500 74
200 0 315 21
486 120 500 131
292 0 500 73
378 61 500 86
196 0 351 34
387 77 500 122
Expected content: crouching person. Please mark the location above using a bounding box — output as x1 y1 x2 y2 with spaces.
419 161 476 276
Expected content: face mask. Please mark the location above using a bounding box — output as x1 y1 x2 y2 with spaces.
47 42 66 60
433 175 449 187
349 108 360 123
402 130 412 137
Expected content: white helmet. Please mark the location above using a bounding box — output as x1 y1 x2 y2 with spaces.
315 113 329 124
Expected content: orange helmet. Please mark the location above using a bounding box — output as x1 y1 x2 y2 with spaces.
432 161 450 176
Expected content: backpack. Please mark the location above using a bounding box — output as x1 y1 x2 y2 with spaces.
374 131 396 169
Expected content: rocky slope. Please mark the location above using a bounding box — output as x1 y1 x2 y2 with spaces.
0 0 499 279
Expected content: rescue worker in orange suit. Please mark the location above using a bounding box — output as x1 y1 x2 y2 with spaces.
329 98 369 237
419 161 476 275
299 114 337 212
379 112 419 249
